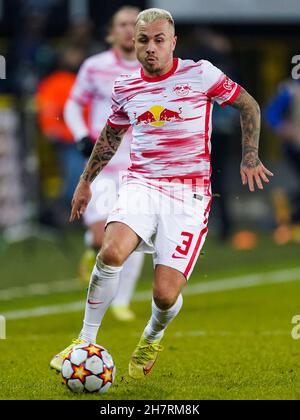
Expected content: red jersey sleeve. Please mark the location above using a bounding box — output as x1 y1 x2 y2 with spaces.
201 60 241 107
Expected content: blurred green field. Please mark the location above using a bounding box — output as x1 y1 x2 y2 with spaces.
0 229 300 400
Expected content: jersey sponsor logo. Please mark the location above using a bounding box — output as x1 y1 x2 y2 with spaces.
134 105 183 126
223 77 234 91
173 83 191 96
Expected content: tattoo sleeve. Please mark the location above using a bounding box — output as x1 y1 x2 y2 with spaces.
81 123 128 183
230 87 261 168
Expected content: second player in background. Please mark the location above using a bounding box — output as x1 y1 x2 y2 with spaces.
64 6 144 321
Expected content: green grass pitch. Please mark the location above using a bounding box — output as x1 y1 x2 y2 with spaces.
0 230 300 400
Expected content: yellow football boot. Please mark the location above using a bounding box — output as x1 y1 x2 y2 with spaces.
50 338 86 372
129 335 163 379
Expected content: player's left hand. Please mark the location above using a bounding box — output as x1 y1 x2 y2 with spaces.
240 161 274 192
70 179 92 222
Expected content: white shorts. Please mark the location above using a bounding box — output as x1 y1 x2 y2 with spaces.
83 171 120 226
106 179 211 280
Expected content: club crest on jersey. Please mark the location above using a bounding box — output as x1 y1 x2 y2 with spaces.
223 77 234 91
134 105 183 126
173 83 191 96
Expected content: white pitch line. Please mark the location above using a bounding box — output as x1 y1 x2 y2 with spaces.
172 330 289 337
2 266 300 320
0 279 81 301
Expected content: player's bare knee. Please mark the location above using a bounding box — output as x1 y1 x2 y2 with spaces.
153 294 177 310
98 243 124 267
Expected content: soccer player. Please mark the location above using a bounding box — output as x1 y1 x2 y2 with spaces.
51 8 273 378
64 6 144 321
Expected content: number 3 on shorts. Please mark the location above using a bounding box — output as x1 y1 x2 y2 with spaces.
175 232 194 256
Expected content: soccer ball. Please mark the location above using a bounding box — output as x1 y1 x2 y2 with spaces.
61 343 116 394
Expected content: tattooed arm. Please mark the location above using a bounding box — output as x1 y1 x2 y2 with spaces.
81 124 127 183
70 123 128 221
230 87 273 192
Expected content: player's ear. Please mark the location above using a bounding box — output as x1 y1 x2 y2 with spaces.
172 35 177 52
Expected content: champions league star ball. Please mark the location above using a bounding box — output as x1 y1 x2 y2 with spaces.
61 343 116 394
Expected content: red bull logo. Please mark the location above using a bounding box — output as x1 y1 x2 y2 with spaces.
134 105 183 126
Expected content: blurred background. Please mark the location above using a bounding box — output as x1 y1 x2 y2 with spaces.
1 1 300 400
0 0 300 284
1 1 300 401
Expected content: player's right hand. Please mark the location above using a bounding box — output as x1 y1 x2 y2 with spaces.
70 179 92 222
76 136 94 158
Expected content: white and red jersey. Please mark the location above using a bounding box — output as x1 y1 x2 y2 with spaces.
107 58 241 195
70 48 140 173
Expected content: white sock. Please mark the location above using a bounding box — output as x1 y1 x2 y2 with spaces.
79 260 123 343
111 251 144 307
143 294 183 342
